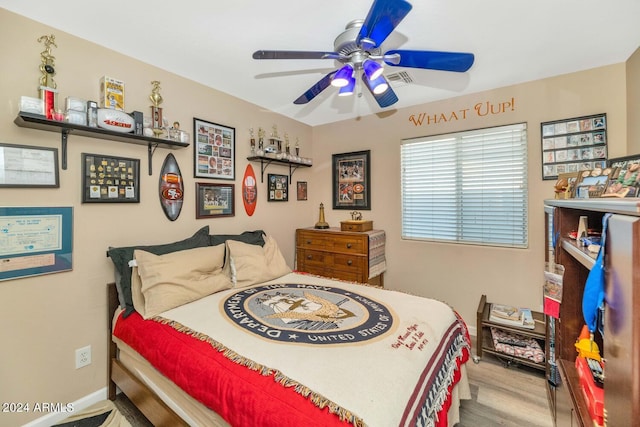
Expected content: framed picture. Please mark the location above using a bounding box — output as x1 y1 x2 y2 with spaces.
195 182 234 218
0 142 59 188
332 150 371 210
0 206 73 281
193 118 235 180
541 113 607 180
267 174 288 201
554 171 581 199
81 153 140 203
296 181 308 201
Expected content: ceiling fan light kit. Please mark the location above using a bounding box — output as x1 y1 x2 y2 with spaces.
253 0 475 108
331 64 355 88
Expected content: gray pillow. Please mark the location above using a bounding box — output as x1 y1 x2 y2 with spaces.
108 226 210 317
209 230 266 247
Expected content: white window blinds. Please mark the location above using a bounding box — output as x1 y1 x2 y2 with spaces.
401 123 528 248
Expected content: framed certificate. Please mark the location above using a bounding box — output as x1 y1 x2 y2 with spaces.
0 206 73 281
0 143 59 187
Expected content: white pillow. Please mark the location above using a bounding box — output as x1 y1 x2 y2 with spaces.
132 244 232 319
227 235 291 288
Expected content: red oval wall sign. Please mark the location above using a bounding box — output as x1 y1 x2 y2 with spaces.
242 164 257 216
159 154 184 221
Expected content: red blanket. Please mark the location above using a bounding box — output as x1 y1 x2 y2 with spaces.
114 311 468 427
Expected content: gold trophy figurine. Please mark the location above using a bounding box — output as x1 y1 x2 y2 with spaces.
38 34 57 89
149 80 164 137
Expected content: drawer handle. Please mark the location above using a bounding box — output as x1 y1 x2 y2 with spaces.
347 260 353 266
346 243 352 248
307 255 313 260
306 240 312 244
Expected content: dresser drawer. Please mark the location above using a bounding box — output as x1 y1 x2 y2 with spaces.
298 249 331 269
297 231 331 250
332 253 365 273
329 235 365 254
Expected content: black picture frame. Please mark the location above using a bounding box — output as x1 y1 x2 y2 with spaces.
81 153 140 203
0 142 59 188
297 181 308 201
332 150 371 210
267 174 288 201
193 118 235 180
541 113 607 180
195 182 235 218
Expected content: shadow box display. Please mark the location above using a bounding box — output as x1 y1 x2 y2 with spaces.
195 182 234 218
332 150 371 210
541 113 607 180
267 174 288 201
81 153 139 203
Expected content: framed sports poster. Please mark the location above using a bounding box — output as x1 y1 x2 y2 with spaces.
332 150 371 210
193 118 235 180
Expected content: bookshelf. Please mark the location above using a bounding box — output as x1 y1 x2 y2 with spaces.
475 294 546 371
544 199 640 427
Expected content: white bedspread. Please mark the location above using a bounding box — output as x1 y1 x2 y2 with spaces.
157 272 469 427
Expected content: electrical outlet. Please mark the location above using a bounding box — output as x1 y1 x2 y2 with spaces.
75 345 91 369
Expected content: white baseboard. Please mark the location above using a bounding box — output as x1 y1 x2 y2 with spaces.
21 387 107 427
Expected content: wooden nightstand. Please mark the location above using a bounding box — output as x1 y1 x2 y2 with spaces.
295 227 385 287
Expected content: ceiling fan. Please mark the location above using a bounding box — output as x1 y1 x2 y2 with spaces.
252 0 475 108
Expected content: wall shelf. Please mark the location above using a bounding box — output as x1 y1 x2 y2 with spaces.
14 112 189 175
246 155 311 183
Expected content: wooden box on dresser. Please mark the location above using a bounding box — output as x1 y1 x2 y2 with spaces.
296 227 385 287
544 199 640 427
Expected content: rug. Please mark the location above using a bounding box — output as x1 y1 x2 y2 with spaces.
52 400 131 427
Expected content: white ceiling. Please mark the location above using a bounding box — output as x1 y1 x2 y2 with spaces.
2 0 639 127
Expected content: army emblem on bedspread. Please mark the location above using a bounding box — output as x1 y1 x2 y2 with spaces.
222 284 395 345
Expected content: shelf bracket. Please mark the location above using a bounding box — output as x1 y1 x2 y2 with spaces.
255 158 301 183
147 143 159 175
288 163 301 184
257 158 273 183
61 129 70 170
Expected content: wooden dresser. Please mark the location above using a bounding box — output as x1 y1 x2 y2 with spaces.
295 227 385 287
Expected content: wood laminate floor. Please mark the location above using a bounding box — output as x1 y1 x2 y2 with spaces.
114 352 553 426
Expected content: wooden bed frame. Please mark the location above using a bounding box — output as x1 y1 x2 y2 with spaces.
107 282 189 427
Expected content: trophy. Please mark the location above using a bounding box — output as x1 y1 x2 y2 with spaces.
314 203 329 229
149 81 164 137
249 127 256 155
295 138 300 156
256 127 265 156
37 34 58 119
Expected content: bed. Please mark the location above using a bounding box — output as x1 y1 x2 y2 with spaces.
107 227 471 427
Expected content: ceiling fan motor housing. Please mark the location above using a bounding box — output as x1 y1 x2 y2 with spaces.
334 19 381 69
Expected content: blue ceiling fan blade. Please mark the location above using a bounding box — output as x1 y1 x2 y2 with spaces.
294 71 337 104
357 0 413 49
384 50 475 72
361 74 398 108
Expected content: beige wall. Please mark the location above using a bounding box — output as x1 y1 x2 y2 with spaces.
0 9 315 426
0 8 635 426
627 47 640 154
312 63 628 338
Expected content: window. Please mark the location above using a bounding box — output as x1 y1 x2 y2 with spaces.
401 123 528 248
